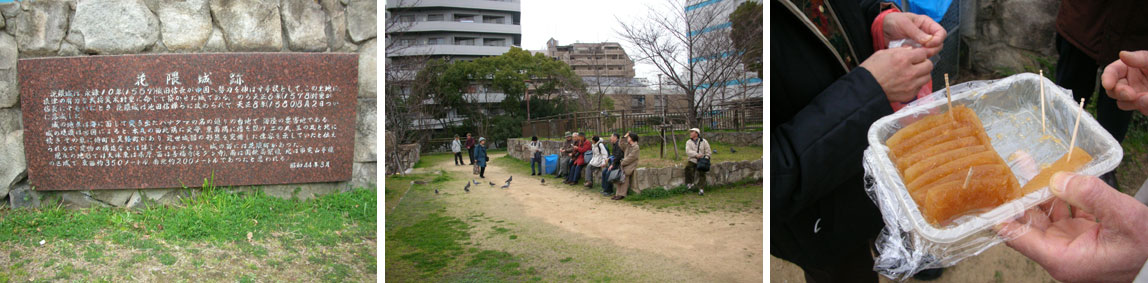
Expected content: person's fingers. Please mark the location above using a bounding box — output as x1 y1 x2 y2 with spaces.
1047 198 1072 222
1101 61 1128 93
1117 100 1137 111
1136 94 1148 114
1111 79 1139 101
1051 172 1142 227
899 46 929 64
999 218 1053 264
900 14 935 46
1119 50 1148 69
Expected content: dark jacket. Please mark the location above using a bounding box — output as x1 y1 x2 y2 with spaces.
771 0 891 270
465 137 476 149
610 141 624 168
474 144 488 167
1057 0 1148 65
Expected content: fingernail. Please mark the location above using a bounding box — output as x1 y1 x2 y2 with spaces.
1051 172 1071 195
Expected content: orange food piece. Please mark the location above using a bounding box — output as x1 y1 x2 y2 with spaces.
1019 147 1092 195
896 137 980 171
886 105 1022 226
923 167 1021 225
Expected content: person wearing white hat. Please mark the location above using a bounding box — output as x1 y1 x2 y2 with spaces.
475 137 489 178
685 128 712 195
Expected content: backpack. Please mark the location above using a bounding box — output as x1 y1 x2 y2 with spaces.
693 139 711 172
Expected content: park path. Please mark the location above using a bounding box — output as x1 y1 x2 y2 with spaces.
435 153 763 282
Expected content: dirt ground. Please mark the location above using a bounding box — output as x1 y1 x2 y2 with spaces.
414 153 764 282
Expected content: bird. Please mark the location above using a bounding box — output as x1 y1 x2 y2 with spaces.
489 181 495 187
712 149 718 154
540 178 545 184
506 176 513 183
729 147 737 153
473 179 480 185
464 182 471 192
500 183 510 189
435 188 439 194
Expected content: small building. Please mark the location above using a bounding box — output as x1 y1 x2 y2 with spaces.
541 39 636 78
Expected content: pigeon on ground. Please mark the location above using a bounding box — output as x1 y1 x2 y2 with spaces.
730 147 737 153
506 176 513 183
541 178 545 184
500 183 510 189
464 182 471 192
473 179 480 185
435 188 439 194
489 181 495 187
712 149 718 154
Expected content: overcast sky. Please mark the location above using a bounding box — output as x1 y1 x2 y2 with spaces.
521 0 674 82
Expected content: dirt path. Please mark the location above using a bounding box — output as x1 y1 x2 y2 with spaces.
435 153 763 282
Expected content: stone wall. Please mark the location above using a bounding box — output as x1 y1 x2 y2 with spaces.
385 143 421 175
635 131 763 147
1 0 377 209
506 138 763 193
964 0 1059 74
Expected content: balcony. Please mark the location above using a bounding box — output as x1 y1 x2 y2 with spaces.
387 0 521 12
403 20 521 35
387 44 512 58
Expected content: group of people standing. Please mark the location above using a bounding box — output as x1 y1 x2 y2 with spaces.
451 133 488 178
527 128 712 200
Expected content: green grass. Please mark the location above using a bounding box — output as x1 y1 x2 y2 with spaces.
0 175 377 281
624 179 764 214
386 171 538 282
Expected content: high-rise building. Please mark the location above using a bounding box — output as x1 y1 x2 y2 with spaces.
385 0 522 61
684 0 761 104
385 0 523 131
541 38 636 78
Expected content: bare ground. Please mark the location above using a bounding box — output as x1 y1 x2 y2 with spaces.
421 153 764 282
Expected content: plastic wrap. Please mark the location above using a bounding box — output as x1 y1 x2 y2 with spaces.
863 73 1124 280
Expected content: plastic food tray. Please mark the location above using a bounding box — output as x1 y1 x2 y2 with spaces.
865 73 1123 244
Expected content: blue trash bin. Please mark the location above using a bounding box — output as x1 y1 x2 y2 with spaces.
544 154 558 174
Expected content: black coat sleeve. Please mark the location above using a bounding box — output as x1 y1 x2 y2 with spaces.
770 67 894 220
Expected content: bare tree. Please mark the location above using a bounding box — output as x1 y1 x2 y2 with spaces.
617 0 746 128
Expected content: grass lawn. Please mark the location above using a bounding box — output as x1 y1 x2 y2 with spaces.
0 180 376 282
623 179 764 215
385 169 542 282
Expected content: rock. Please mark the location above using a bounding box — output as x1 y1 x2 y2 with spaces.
157 0 212 52
89 189 135 206
320 0 345 51
0 130 25 198
345 0 375 42
8 181 38 209
280 0 327 52
0 108 20 135
57 41 81 56
124 191 143 209
1000 0 1057 52
358 39 376 97
351 162 376 189
261 183 341 200
210 0 284 51
58 191 109 208
0 33 14 108
14 0 69 56
355 98 376 162
202 26 227 52
70 0 160 54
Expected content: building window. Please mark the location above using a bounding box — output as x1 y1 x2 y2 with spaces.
483 15 505 24
454 14 475 23
427 14 444 21
398 15 415 22
455 37 476 46
483 38 505 46
427 38 444 45
631 96 645 109
398 38 415 46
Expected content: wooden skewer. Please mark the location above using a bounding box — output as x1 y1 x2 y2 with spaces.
945 73 953 120
1067 98 1085 163
1040 70 1046 133
962 167 974 189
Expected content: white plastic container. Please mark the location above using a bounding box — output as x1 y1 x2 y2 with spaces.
864 73 1123 278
